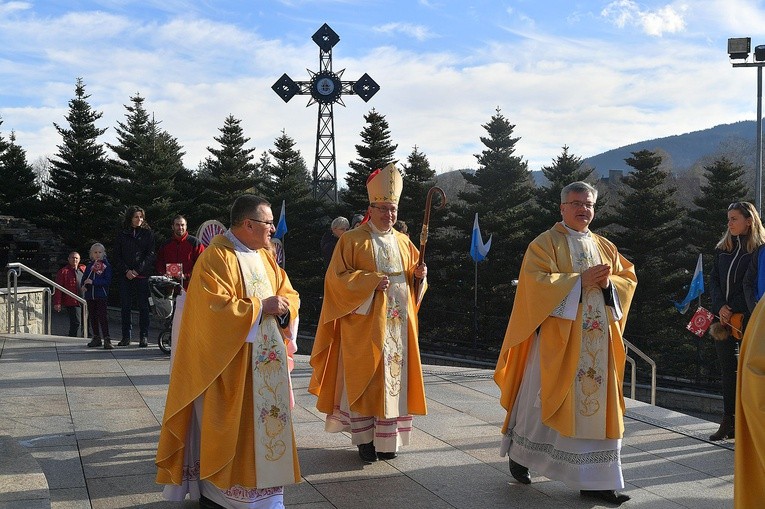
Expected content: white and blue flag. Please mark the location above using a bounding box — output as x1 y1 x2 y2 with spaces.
273 200 288 240
469 213 492 263
674 253 704 314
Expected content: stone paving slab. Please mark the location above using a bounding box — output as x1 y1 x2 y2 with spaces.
0 332 736 509
0 435 49 506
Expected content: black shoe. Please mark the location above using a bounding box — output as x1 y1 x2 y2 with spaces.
199 494 225 509
580 490 631 505
117 338 130 347
138 336 148 348
87 337 102 348
377 451 397 460
509 458 531 484
358 441 377 463
103 339 113 350
709 414 735 441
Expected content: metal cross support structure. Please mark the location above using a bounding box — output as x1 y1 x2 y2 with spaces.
272 23 380 202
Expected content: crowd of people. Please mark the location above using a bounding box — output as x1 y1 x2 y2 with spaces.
50 166 765 507
53 209 205 349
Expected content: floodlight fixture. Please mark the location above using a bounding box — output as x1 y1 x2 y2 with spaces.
728 36 765 216
728 37 751 59
756 45 765 62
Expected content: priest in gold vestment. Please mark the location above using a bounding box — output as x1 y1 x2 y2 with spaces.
156 195 301 509
309 163 428 463
494 181 636 506
735 295 765 508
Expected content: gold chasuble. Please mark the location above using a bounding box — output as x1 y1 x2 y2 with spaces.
494 223 636 439
735 297 765 508
156 234 301 494
309 222 427 419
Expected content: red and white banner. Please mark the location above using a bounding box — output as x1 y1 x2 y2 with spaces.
166 263 183 278
687 306 714 337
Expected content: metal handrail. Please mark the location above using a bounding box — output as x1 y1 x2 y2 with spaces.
624 338 656 405
5 262 88 337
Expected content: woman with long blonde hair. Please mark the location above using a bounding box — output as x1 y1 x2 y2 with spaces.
709 201 765 440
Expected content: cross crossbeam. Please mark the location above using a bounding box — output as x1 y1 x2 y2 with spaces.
272 23 379 202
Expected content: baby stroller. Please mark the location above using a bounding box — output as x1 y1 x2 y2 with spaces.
148 275 182 354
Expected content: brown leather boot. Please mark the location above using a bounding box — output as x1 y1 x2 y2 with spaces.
709 414 734 441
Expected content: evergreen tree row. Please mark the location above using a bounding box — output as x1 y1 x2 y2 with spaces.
0 78 755 385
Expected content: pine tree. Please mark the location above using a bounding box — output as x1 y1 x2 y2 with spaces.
343 109 397 213
108 94 152 183
263 129 311 203
0 132 41 219
141 128 188 242
197 115 260 224
418 108 536 357
535 146 594 229
398 145 437 239
0 117 9 161
107 95 188 241
608 149 690 376
686 157 750 256
46 78 116 250
456 107 535 310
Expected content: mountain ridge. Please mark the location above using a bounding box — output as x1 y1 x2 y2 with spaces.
582 120 757 176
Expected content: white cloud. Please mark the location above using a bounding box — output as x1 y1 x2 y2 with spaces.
373 22 436 42
0 1 31 15
601 0 687 37
687 0 765 37
1 0 763 184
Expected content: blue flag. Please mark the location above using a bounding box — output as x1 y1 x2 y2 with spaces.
674 253 704 314
273 200 287 240
470 213 492 263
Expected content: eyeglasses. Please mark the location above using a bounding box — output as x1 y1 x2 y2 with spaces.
370 204 398 214
562 201 595 210
247 217 275 228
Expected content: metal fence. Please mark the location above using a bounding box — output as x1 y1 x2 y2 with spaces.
297 291 725 397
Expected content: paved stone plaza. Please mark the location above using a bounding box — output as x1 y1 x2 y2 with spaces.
0 331 735 509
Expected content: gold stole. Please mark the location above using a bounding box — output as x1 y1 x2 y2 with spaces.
370 228 408 418
567 232 609 439
234 250 296 488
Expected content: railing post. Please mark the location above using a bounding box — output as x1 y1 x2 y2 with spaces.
623 339 657 406
43 288 52 335
5 262 89 337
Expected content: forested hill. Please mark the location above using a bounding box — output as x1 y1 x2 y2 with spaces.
582 120 757 175
435 120 758 192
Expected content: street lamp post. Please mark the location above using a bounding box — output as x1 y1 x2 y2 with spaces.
729 37 765 216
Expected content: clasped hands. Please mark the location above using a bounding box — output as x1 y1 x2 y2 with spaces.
262 295 290 316
581 264 611 289
376 264 427 291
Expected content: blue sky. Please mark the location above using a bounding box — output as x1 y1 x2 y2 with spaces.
1 0 764 183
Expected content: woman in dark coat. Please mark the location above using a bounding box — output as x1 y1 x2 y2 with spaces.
709 201 765 440
113 205 155 347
